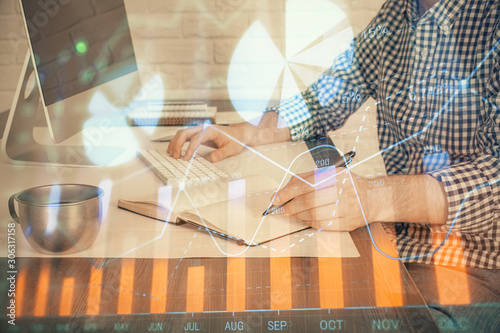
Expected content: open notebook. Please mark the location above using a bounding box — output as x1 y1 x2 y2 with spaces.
118 176 310 246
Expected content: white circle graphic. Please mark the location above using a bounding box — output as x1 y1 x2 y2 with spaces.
228 0 354 125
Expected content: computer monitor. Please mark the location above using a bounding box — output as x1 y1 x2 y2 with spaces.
2 0 141 166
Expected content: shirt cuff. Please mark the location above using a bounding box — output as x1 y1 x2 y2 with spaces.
267 94 315 141
427 162 494 234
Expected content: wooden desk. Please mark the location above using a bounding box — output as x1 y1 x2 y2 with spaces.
0 126 439 331
1 222 439 332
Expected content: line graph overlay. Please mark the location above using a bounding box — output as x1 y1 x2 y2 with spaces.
169 126 355 257
80 17 500 301
98 85 497 264
89 57 498 267
351 38 500 260
178 45 500 259
74 140 499 311
32 7 498 319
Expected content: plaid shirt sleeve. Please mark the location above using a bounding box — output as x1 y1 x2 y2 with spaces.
268 3 392 141
427 41 500 235
429 139 500 235
266 0 500 268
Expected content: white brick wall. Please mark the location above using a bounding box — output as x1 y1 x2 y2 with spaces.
0 0 384 112
0 0 26 112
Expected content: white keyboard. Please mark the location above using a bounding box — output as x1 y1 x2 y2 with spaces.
139 149 231 186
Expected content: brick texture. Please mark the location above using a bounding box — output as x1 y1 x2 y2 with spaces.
0 0 384 113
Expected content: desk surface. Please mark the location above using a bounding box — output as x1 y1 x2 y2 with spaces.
0 123 439 332
1 224 439 332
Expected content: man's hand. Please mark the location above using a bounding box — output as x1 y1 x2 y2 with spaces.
167 124 246 162
272 167 448 231
167 112 291 162
271 167 371 232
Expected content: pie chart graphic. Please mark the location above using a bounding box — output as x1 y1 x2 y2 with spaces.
228 0 354 125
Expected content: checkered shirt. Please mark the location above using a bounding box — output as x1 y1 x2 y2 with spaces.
271 0 500 268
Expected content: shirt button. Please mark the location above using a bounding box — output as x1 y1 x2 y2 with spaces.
421 49 429 57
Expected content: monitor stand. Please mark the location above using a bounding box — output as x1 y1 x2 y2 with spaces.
1 52 125 167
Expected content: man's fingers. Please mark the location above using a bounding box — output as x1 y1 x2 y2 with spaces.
294 204 338 222
210 144 235 163
305 219 353 232
270 171 316 204
184 126 226 160
167 126 203 158
272 168 337 205
183 132 204 161
314 166 340 190
272 182 313 205
281 187 338 216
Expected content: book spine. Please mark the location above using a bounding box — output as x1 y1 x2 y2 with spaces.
147 103 208 111
127 117 215 126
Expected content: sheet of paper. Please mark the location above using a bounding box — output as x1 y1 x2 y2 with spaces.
182 193 309 245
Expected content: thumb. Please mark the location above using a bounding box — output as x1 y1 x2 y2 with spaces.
210 145 233 162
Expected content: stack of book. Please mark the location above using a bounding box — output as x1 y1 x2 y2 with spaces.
127 101 216 126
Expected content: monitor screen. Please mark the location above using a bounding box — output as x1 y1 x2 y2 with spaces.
20 0 137 106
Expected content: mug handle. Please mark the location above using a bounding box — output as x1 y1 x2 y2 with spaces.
8 193 20 224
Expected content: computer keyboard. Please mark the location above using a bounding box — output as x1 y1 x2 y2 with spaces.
139 149 231 186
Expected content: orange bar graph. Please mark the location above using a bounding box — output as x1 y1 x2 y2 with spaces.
117 259 135 314
433 234 470 305
150 259 168 314
435 265 470 305
186 266 205 313
270 257 292 310
371 223 403 307
226 180 246 312
372 250 403 307
34 265 50 317
226 258 246 312
59 278 74 316
318 257 344 308
15 270 26 317
366 189 403 306
87 265 103 315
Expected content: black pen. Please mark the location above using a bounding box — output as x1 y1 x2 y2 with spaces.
261 151 356 217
